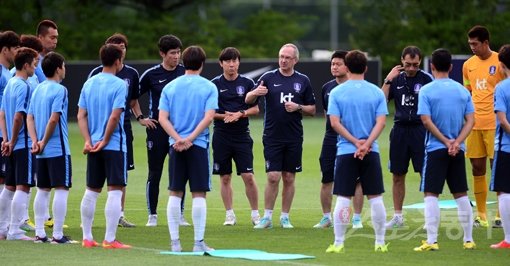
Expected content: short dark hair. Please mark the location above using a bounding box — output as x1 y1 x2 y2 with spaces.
345 50 367 74
14 47 38 70
219 47 241 62
158 35 182 54
99 44 122 67
431 48 452 72
0 31 20 50
20 34 43 53
498 44 510 70
182 45 206 71
331 50 347 61
106 33 128 49
36 19 58 36
42 52 65 78
468 25 490 43
401 46 422 60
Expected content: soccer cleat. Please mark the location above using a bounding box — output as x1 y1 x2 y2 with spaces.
45 218 69 229
492 218 502 228
171 239 182 252
118 216 136 227
51 235 78 244
463 241 476 250
313 216 332 228
280 217 294 229
193 240 214 252
223 213 236 226
490 240 510 249
414 240 439 251
34 236 50 243
325 244 345 253
251 215 261 226
352 217 363 229
474 216 488 228
82 239 99 248
20 219 35 231
7 233 34 241
102 240 132 249
385 216 404 229
374 243 389 252
253 217 272 229
180 215 191 227
146 214 157 227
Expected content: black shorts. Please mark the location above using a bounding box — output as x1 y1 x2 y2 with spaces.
36 155 72 189
491 150 510 193
420 149 468 194
333 152 384 197
263 140 302 173
212 131 254 176
319 144 336 184
0 137 6 178
5 148 36 187
168 145 211 192
86 150 127 189
389 124 425 175
125 121 134 171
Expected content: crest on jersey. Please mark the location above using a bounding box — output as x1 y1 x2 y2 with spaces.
293 83 302 93
489 65 497 75
236 86 245 96
414 84 422 94
124 78 131 87
213 163 220 171
147 141 153 150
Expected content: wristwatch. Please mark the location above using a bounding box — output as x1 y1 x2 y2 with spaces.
240 110 246 116
136 114 144 121
384 78 392 85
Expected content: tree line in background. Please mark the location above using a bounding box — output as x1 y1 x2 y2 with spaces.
2 0 510 74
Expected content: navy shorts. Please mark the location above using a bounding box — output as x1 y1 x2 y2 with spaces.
36 155 72 189
125 121 134 171
263 140 302 173
5 148 36 187
168 145 211 192
212 131 254 175
86 150 127 189
491 150 510 193
333 152 384 197
420 149 468 194
319 143 336 184
389 124 425 174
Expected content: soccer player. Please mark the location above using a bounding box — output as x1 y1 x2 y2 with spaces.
382 46 433 229
414 48 475 251
88 33 139 228
27 52 74 244
314 50 364 229
0 47 38 241
246 43 316 229
211 47 260 226
35 19 58 83
325 50 388 253
159 45 218 252
462 25 504 228
490 44 510 249
78 44 131 249
137 35 189 227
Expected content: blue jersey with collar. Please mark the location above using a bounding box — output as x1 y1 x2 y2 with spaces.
211 74 256 134
321 79 340 145
388 70 433 125
35 54 46 82
159 74 218 149
1 76 33 151
257 69 316 142
328 79 388 155
417 78 474 152
78 72 127 152
140 64 185 120
494 78 510 153
28 80 70 158
10 67 39 92
0 65 13 138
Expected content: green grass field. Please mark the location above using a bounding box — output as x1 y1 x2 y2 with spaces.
0 117 507 265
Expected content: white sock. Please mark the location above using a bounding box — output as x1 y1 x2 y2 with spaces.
104 190 122 242
226 209 234 216
167 196 181 241
34 189 50 238
251 210 259 218
280 212 289 219
52 189 69 239
9 190 29 236
333 197 351 245
498 194 510 243
455 195 473 242
0 189 14 235
44 190 50 220
23 188 31 221
80 190 99 241
263 209 273 219
0 184 4 194
424 196 440 244
394 212 403 218
192 197 207 242
369 196 386 245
